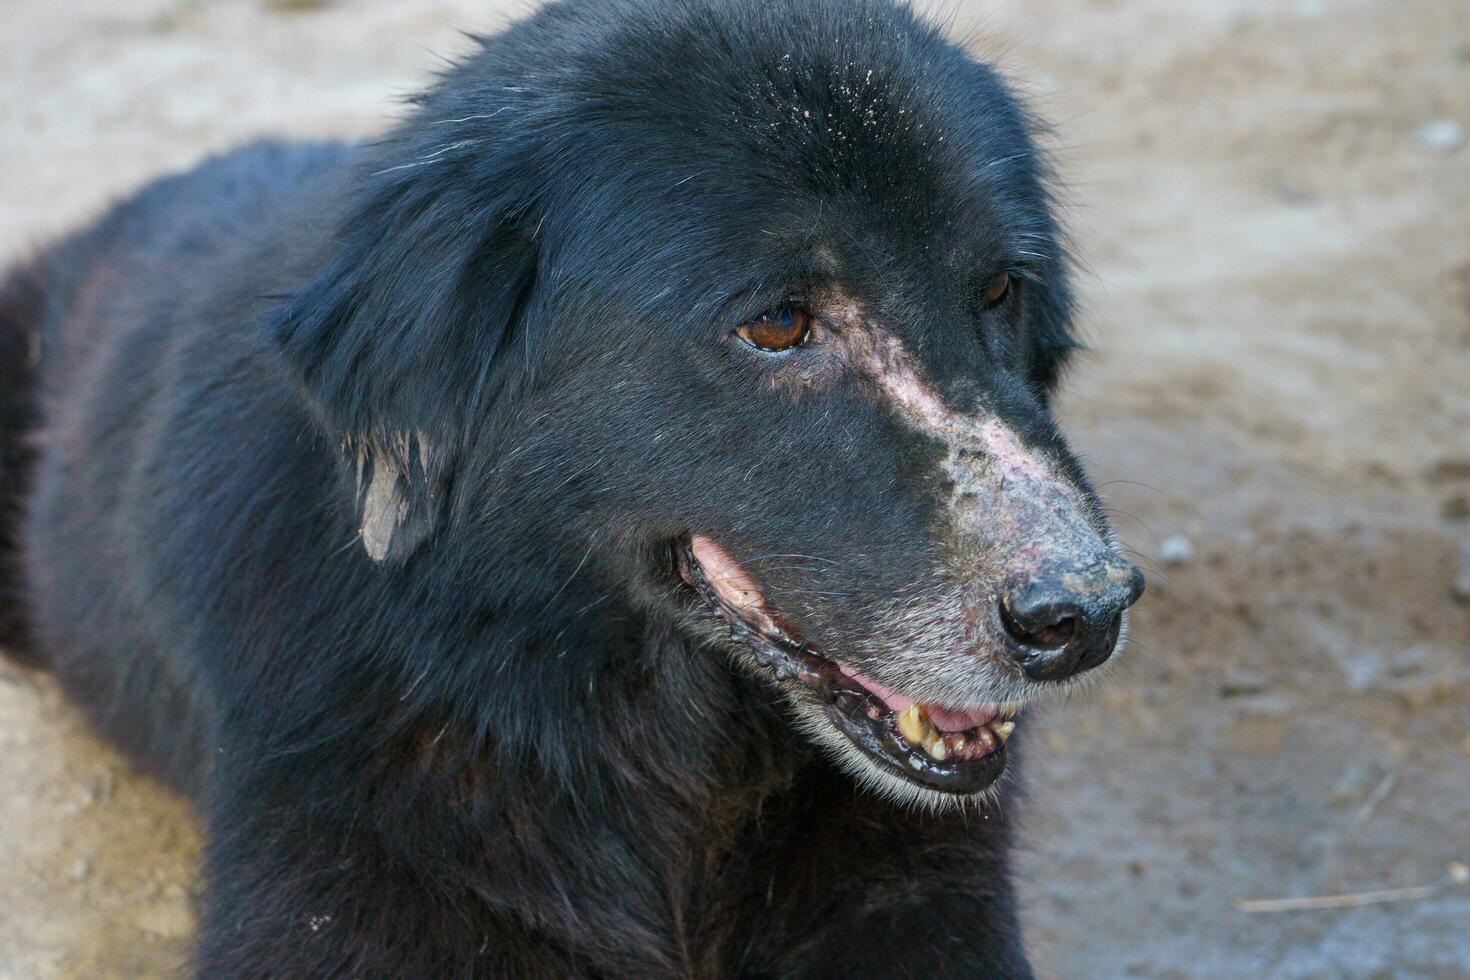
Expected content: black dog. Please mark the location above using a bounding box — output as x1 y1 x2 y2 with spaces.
0 0 1143 975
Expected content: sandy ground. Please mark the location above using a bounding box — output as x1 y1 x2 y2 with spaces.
2 0 1468 976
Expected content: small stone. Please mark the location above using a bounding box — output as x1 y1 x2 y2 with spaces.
1448 861 1470 885
1159 534 1195 565
1415 120 1466 154
68 858 91 881
1443 494 1470 520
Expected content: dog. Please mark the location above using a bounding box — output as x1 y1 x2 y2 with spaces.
0 0 1143 975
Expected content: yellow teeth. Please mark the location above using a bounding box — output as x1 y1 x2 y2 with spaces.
896 704 933 746
998 701 1022 721
895 703 1015 763
896 705 951 761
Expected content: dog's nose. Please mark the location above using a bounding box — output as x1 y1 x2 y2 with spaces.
999 564 1145 681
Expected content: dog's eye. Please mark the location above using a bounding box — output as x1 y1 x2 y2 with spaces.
736 302 811 352
980 272 1013 311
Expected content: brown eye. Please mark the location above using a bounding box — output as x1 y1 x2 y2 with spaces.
736 302 811 352
981 271 1013 310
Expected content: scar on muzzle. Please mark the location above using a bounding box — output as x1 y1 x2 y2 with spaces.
798 292 1144 681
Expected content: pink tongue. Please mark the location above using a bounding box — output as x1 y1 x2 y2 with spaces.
837 664 996 732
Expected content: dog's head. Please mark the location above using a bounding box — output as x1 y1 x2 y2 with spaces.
275 0 1142 807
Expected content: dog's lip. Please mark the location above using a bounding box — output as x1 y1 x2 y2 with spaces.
677 536 1017 794
834 663 1004 732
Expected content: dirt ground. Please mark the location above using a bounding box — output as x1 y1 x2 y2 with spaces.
2 0 1468 976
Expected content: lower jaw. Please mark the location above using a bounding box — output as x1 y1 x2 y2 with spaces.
819 680 1012 795
718 616 1016 794
676 538 1013 796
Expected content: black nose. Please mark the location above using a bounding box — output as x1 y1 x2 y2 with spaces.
999 564 1145 681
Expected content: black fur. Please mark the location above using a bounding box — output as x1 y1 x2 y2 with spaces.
0 256 40 658
0 1 1101 975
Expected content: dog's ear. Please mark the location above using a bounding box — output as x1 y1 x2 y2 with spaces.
273 171 538 563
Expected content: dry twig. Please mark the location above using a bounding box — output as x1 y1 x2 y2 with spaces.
1236 886 1437 914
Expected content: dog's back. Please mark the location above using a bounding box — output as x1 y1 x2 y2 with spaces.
0 140 350 787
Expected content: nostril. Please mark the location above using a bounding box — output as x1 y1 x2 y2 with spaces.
999 563 1141 680
999 596 1079 651
1026 617 1077 650
1069 611 1126 675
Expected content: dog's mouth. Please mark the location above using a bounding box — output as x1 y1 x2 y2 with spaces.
676 537 1018 796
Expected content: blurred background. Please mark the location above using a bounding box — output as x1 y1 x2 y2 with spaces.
1 0 1467 976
